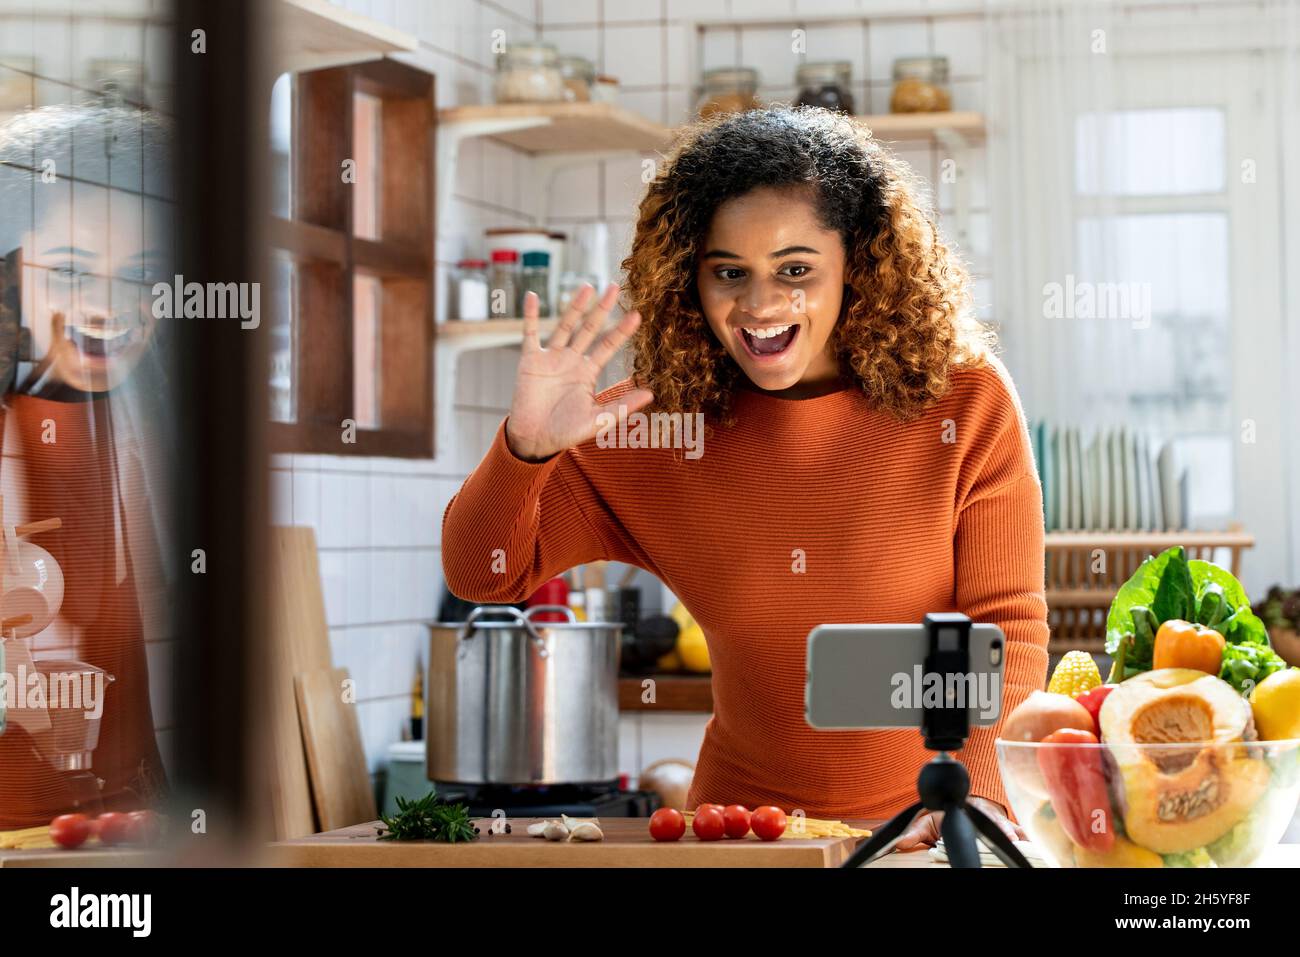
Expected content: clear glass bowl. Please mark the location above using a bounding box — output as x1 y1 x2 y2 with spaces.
996 739 1300 867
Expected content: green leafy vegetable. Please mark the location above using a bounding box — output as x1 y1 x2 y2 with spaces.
1219 642 1288 695
377 790 478 843
1151 546 1196 624
1196 582 1226 627
1106 546 1272 671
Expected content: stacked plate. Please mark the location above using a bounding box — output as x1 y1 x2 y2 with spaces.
1030 422 1189 533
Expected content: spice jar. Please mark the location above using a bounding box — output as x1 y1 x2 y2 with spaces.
519 250 551 316
488 249 520 318
890 56 951 113
454 259 489 321
591 74 619 105
494 42 564 104
559 55 595 103
696 67 759 119
794 61 855 114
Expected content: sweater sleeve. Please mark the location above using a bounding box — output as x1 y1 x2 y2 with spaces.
950 379 1051 817
440 418 640 604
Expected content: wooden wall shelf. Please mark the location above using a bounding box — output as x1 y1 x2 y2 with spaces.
853 111 985 142
619 674 713 713
268 0 417 76
439 102 672 154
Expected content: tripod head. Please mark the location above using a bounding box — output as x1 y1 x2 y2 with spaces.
920 612 973 752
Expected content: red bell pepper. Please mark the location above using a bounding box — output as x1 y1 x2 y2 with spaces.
1036 728 1114 853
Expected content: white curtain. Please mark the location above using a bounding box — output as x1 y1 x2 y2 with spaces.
985 0 1300 593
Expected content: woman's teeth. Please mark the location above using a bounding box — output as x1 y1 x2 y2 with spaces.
740 323 798 357
743 324 793 339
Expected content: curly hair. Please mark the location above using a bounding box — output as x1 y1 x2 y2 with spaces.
622 106 994 424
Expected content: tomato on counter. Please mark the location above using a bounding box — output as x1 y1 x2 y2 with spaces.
722 805 751 838
750 806 788 842
691 806 726 841
648 808 686 842
96 812 134 846
50 814 91 849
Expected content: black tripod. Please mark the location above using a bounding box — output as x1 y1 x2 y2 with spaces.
841 613 1032 869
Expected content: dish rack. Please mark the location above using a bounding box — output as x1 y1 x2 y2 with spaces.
1043 528 1254 655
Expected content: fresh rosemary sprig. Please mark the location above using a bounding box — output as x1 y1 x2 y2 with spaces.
376 790 479 842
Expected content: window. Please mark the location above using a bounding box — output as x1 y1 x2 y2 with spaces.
267 60 434 457
1071 102 1241 529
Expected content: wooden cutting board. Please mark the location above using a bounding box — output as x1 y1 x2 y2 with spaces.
294 667 377 833
269 817 868 867
268 526 334 840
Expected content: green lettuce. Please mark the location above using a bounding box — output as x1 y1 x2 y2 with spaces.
1105 546 1274 690
1220 643 1288 695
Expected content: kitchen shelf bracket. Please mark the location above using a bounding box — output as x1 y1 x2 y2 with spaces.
436 115 551 238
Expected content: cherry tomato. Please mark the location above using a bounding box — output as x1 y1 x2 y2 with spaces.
691 806 727 841
1075 684 1116 736
750 806 788 842
648 808 686 842
50 814 91 849
722 804 752 838
96 812 134 846
128 810 162 846
694 803 724 816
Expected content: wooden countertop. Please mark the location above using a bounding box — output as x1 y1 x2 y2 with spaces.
270 819 1300 869
0 846 163 867
270 817 878 867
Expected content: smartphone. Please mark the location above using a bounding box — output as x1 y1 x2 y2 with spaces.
805 622 1007 730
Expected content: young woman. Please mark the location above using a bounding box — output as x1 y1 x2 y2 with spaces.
0 103 172 826
443 107 1049 848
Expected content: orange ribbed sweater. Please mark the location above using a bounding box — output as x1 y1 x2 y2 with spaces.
441 356 1050 819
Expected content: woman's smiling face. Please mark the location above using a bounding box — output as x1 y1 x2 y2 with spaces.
696 185 846 394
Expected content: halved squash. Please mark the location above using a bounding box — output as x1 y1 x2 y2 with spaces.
1099 668 1269 854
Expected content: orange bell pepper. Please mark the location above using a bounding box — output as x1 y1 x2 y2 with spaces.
1152 618 1226 674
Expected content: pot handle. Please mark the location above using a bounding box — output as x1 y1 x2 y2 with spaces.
457 605 521 657
522 605 576 659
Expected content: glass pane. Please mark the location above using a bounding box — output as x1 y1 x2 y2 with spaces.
269 73 292 219
353 273 380 429
1074 211 1233 525
352 92 381 240
1075 108 1225 196
269 255 296 423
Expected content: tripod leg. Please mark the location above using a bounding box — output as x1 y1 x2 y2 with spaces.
840 801 925 869
965 802 1034 869
940 805 982 868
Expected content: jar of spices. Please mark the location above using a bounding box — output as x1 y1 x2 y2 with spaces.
559 55 595 102
794 61 855 114
494 42 564 104
518 250 551 316
591 74 619 105
454 259 489 321
890 56 951 113
489 249 520 318
696 67 759 119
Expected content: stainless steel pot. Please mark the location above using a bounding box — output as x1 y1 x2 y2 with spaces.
426 605 622 785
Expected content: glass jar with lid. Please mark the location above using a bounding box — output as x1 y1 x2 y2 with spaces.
488 249 520 318
454 259 489 321
696 67 760 119
890 56 951 113
518 251 551 316
794 61 855 114
494 42 564 104
559 55 595 103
